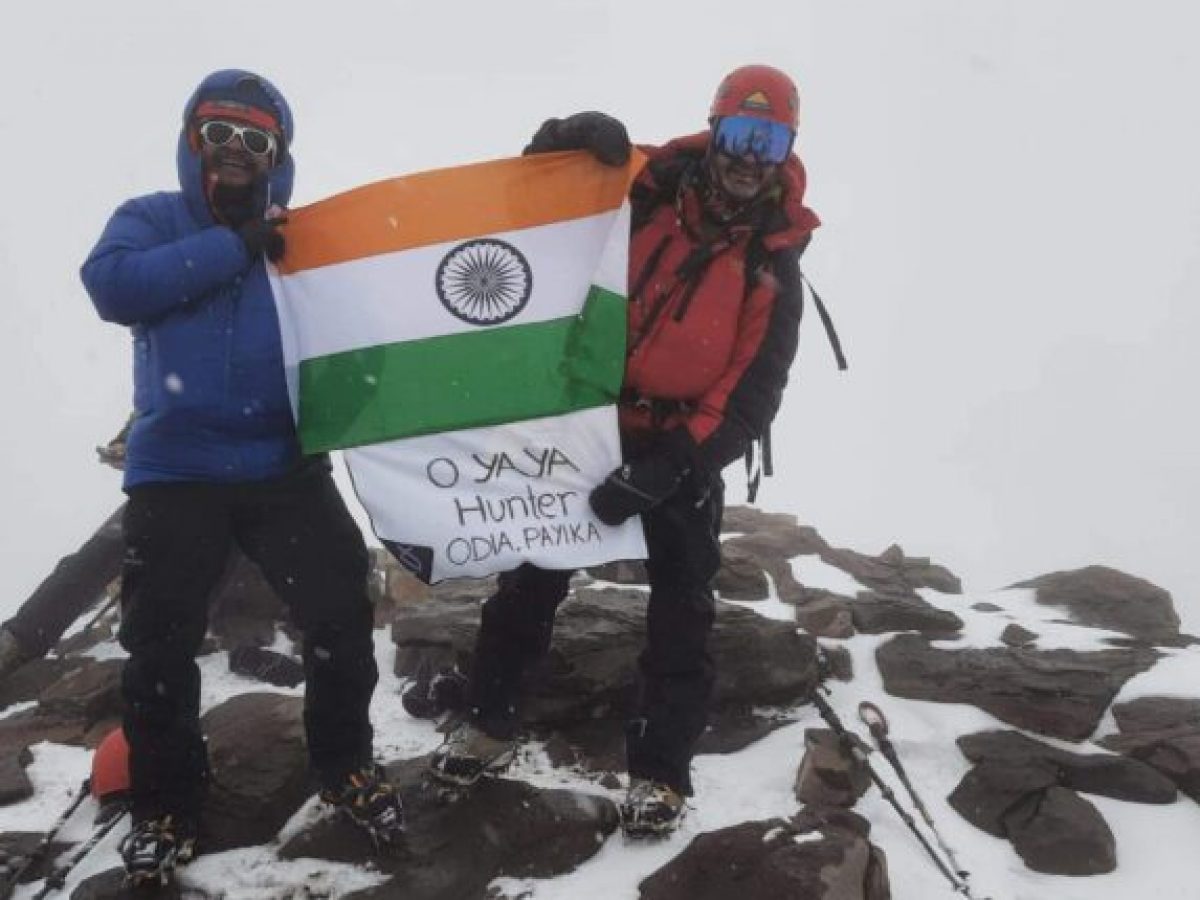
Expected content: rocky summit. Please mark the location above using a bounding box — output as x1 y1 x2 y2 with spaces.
0 506 1196 898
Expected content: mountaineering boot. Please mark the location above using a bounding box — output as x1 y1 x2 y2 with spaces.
320 764 405 848
119 813 197 887
620 779 685 838
428 721 517 787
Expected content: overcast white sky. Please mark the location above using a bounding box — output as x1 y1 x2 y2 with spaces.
1 1 1197 627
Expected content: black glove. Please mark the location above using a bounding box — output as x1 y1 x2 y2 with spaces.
589 452 689 527
237 216 287 263
524 112 632 167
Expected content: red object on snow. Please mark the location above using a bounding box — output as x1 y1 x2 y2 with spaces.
90 726 130 802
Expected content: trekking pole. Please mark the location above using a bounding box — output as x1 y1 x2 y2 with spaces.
0 779 91 900
80 592 120 635
809 688 978 898
859 701 972 884
32 804 129 900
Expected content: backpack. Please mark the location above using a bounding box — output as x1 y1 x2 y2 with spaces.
743 237 847 502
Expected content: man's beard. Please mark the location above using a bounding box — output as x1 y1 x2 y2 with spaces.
699 161 760 224
207 176 261 227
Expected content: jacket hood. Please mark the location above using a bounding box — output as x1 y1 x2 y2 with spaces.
640 131 819 251
177 69 295 226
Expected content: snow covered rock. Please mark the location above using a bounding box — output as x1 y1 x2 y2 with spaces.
391 585 821 769
956 729 1177 804
0 830 66 891
3 502 1195 897
720 506 827 561
0 746 33 806
875 634 1159 740
1000 623 1038 648
0 658 96 712
38 660 123 725
1003 785 1116 875
199 692 312 853
712 542 770 601
823 543 962 597
280 757 619 900
794 728 872 807
71 866 185 899
0 659 122 774
638 808 890 900
794 594 856 639
845 590 963 637
1014 565 1187 646
949 756 1061 837
721 507 962 610
949 753 1119 876
1100 696 1200 802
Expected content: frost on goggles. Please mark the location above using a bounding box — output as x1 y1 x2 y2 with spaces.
198 119 277 159
712 116 793 164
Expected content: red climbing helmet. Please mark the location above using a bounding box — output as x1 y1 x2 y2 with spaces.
709 64 800 131
90 726 131 803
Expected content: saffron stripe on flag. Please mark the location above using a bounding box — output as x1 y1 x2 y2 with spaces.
277 151 643 275
296 286 627 453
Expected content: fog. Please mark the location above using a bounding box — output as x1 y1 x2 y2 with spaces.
2 0 1197 627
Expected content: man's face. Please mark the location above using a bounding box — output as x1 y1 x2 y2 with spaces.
196 118 275 189
710 151 779 203
708 115 792 204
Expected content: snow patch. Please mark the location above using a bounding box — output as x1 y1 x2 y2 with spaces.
791 554 867 597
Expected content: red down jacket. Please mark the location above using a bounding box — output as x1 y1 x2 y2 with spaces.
620 132 820 473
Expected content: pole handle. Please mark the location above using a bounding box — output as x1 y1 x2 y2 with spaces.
857 700 890 740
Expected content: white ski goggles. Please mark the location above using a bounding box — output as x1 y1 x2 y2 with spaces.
197 119 278 161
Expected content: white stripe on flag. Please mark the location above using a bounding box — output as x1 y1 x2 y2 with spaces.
591 203 630 296
273 211 617 361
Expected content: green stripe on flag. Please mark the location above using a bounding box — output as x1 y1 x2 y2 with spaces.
297 285 627 453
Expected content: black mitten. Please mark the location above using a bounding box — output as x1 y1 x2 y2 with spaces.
237 217 286 262
589 452 688 527
524 112 631 167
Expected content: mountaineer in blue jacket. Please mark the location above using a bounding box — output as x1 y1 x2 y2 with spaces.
81 69 402 884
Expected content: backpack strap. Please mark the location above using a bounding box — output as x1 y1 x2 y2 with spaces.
802 272 848 371
743 424 775 504
744 436 763 504
740 252 846 504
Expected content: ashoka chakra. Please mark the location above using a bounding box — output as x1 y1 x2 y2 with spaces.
435 238 533 325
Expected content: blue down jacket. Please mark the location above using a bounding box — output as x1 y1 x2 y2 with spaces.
81 70 299 488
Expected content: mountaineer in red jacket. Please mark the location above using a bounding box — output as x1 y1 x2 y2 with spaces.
430 65 829 836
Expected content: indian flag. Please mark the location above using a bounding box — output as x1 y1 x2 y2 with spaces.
269 151 648 582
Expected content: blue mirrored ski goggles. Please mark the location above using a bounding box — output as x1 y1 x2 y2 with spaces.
712 116 794 165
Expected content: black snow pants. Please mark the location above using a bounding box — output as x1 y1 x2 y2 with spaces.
467 472 723 795
119 461 377 821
